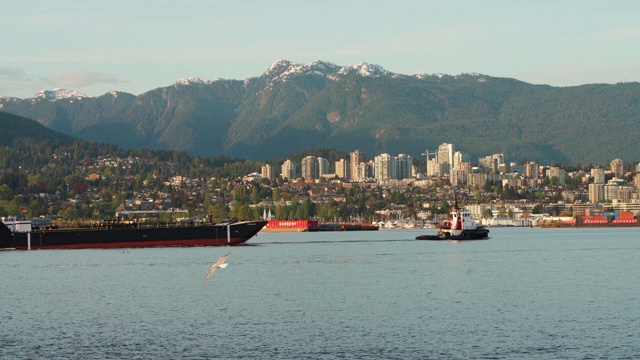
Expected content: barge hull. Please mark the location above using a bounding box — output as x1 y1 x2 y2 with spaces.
0 221 266 250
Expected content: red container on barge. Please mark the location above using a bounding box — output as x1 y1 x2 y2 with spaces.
262 220 319 232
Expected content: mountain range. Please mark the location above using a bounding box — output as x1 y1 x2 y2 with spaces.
1 60 639 165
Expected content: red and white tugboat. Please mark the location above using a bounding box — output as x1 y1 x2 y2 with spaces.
416 202 489 241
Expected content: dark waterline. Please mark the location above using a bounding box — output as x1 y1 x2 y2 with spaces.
2 227 639 359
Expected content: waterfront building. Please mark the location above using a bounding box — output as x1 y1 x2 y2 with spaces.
610 200 640 213
466 204 488 219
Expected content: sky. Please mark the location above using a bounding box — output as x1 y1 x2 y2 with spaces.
2 0 639 98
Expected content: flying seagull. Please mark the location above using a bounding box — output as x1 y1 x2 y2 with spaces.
204 253 231 280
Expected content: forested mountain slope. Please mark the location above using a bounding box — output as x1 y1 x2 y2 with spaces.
2 60 639 165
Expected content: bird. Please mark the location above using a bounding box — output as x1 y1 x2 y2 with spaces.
204 253 231 280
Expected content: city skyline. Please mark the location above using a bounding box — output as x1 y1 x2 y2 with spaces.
278 144 638 184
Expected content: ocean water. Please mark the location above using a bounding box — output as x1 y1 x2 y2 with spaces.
1 227 639 359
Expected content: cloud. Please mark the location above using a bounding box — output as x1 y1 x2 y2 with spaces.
0 67 41 98
43 70 124 89
0 67 30 81
0 68 129 98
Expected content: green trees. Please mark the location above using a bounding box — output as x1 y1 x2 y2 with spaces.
0 116 599 223
272 198 315 220
209 202 229 220
532 204 546 214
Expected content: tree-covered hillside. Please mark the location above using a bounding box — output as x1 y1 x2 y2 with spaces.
0 112 75 148
2 61 639 165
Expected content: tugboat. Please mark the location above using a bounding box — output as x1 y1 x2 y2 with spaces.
415 202 489 241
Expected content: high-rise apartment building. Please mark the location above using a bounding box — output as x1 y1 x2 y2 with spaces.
589 183 604 203
479 153 504 174
591 167 605 184
604 178 625 201
281 159 297 180
453 151 471 170
350 150 366 180
353 161 373 181
317 157 329 178
525 162 539 179
335 159 350 179
467 172 488 189
450 169 466 186
548 167 566 185
301 156 318 180
437 143 454 177
374 153 392 181
373 153 413 181
396 154 412 179
610 158 625 177
426 157 438 177
261 164 273 181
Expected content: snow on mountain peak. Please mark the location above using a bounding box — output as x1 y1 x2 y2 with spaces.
280 61 339 77
415 73 449 80
338 62 388 77
265 60 292 76
174 77 212 86
33 88 89 101
264 60 390 82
